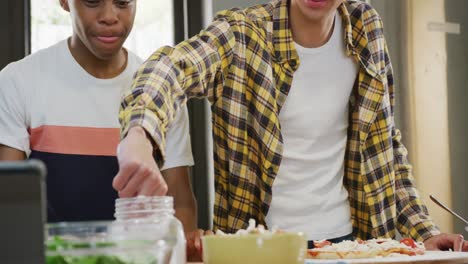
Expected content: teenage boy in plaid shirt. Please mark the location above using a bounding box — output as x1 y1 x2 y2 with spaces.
113 0 467 260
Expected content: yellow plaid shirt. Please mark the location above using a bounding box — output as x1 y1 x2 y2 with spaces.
120 0 440 241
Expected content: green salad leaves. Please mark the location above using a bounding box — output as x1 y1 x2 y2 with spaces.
46 236 156 264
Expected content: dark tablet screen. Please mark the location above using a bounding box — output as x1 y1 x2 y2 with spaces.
0 160 46 263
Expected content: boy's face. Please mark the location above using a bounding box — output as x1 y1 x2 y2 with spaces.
60 0 136 60
292 0 342 23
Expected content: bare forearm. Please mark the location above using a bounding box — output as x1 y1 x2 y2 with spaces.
0 145 26 160
162 166 198 232
175 197 198 232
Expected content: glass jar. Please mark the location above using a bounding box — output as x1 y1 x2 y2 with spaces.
45 196 185 264
46 221 170 264
110 196 186 264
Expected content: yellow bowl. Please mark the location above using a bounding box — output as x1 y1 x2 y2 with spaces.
202 232 307 264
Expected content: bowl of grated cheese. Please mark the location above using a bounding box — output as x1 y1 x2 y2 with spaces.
202 219 307 264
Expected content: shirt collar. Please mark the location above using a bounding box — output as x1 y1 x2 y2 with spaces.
338 1 379 77
272 0 378 77
272 0 299 69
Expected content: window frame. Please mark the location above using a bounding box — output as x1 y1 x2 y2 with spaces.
0 0 31 69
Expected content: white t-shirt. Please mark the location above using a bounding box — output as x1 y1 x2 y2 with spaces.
265 14 359 240
0 39 194 221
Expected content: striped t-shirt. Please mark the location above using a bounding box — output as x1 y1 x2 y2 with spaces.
0 39 194 222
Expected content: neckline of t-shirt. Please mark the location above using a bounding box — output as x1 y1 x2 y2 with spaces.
60 38 136 85
293 13 342 55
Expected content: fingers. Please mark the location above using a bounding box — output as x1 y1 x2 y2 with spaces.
441 234 465 252
186 229 205 262
114 127 160 196
187 229 203 252
452 234 464 252
194 229 204 250
462 240 468 252
114 160 168 197
117 165 151 198
113 160 139 191
137 171 168 196
426 233 465 251
186 229 213 261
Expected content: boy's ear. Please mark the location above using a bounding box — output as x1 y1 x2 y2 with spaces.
59 0 70 12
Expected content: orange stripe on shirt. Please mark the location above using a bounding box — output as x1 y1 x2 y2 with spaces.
30 125 120 156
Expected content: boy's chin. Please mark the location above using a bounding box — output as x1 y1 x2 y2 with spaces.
92 48 124 61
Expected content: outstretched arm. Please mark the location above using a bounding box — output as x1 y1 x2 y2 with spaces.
383 41 466 250
114 11 241 197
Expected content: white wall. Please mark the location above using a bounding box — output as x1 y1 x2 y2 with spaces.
406 0 453 233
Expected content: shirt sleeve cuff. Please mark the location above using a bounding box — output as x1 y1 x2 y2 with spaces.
0 134 30 157
160 156 195 171
419 225 441 242
121 106 168 165
413 222 441 242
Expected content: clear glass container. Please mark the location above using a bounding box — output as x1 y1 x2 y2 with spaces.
46 221 169 264
111 196 186 264
45 196 185 264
